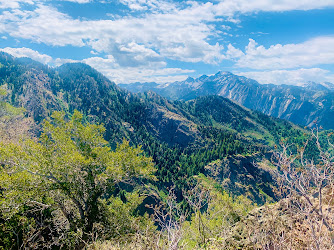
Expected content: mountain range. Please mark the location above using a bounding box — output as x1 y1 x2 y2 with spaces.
0 52 311 204
2 52 334 250
120 72 334 129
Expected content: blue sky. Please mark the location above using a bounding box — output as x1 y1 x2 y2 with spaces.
0 0 334 85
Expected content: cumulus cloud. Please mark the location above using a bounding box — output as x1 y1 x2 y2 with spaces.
2 1 333 67
82 56 194 83
117 42 166 67
0 0 91 9
1 0 334 85
227 37 334 70
119 0 176 12
4 5 87 47
61 0 91 3
0 47 53 64
236 68 334 85
215 0 334 16
54 58 79 66
0 47 193 83
0 3 223 65
0 0 35 9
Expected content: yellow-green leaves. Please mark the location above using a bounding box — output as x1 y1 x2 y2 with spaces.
104 140 156 182
0 110 156 243
0 88 6 96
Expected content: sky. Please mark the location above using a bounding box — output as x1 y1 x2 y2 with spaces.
0 0 334 85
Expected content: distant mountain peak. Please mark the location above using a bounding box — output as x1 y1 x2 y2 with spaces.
119 70 334 130
215 71 233 76
185 76 195 82
302 81 334 92
57 62 95 71
198 74 208 80
322 81 334 90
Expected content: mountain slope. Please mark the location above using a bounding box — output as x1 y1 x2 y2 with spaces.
0 53 198 147
0 52 307 203
120 71 334 129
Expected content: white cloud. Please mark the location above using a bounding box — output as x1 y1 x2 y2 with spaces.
81 56 117 72
120 0 149 11
221 25 231 30
5 5 87 47
2 1 333 68
54 58 79 66
61 0 91 3
0 3 223 65
117 42 166 67
236 68 334 85
227 37 334 70
0 47 192 83
160 41 224 64
107 67 192 83
226 44 244 58
82 56 194 83
215 0 334 16
1 0 334 85
0 0 90 9
0 0 35 9
0 47 53 64
0 46 82 67
119 0 177 12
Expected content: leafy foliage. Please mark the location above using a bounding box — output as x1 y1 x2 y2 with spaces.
0 53 304 204
0 110 155 248
0 53 325 248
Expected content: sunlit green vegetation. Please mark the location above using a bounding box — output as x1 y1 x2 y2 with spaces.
1 53 331 249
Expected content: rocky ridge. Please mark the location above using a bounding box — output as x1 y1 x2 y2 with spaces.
120 72 334 129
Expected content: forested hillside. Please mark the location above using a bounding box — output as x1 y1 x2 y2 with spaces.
0 52 333 249
0 52 308 197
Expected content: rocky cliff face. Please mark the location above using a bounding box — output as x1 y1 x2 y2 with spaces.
120 72 334 129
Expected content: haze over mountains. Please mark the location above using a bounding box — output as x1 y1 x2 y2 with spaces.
120 72 334 130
